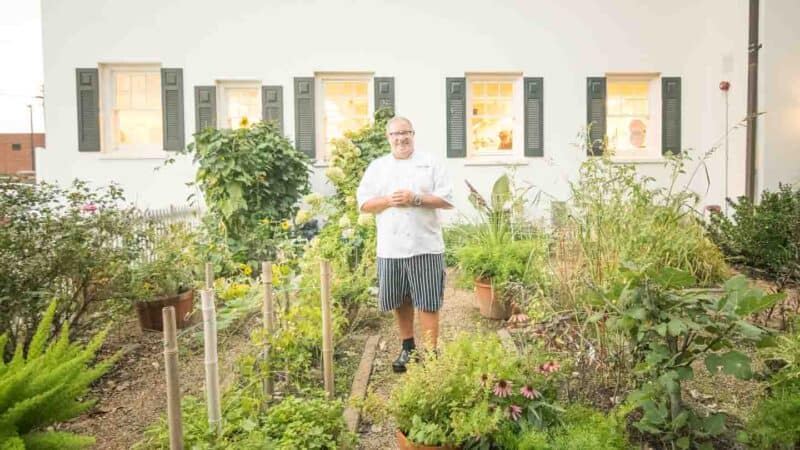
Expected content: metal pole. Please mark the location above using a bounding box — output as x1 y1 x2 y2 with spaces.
724 91 729 215
27 104 35 172
262 262 274 396
162 306 183 450
320 260 334 399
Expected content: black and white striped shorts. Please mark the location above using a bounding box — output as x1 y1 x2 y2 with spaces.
376 253 446 313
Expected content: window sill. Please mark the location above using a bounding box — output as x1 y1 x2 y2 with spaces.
463 158 529 167
312 160 330 168
98 151 170 160
609 156 666 165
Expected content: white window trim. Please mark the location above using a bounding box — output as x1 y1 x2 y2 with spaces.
215 80 262 129
99 63 165 157
465 73 524 162
314 72 374 162
605 73 663 162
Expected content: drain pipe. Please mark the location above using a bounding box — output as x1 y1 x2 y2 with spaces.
745 0 761 201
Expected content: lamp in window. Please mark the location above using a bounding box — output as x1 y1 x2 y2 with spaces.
629 119 646 148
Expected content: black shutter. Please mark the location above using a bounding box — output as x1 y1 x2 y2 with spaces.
294 77 315 159
524 77 544 157
76 68 100 152
161 68 185 151
262 86 283 134
446 77 466 158
194 86 216 133
374 77 395 115
662 77 682 155
586 77 606 155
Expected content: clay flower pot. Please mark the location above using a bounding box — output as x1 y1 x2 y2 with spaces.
474 279 512 320
396 429 459 450
135 289 195 332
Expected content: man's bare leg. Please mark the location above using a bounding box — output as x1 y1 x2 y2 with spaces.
394 296 414 341
418 310 440 349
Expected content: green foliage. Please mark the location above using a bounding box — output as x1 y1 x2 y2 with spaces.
443 222 482 267
456 238 550 298
260 396 355 449
0 178 148 355
602 265 782 446
569 153 729 289
745 383 800 449
128 223 199 300
708 184 800 284
760 327 800 388
463 173 537 246
183 120 311 263
389 333 562 447
0 300 116 449
547 405 631 450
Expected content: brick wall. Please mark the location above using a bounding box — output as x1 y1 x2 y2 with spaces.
0 133 45 176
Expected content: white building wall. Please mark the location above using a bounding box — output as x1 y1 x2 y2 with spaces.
38 0 794 219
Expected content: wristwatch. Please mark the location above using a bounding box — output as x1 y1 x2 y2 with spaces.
412 193 423 207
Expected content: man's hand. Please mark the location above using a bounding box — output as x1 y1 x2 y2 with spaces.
389 189 414 207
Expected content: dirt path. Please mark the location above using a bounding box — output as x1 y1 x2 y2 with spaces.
60 312 258 449
357 270 503 449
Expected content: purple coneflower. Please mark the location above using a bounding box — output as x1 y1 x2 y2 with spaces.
538 361 561 374
504 404 523 421
493 379 513 397
479 373 492 388
520 384 541 399
81 204 97 213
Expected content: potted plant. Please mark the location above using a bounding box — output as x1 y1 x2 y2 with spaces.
130 223 199 331
388 333 562 449
456 239 547 319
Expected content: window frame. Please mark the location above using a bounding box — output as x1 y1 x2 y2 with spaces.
605 73 662 161
98 63 164 156
216 80 262 130
314 72 374 162
465 73 524 161
11 143 22 151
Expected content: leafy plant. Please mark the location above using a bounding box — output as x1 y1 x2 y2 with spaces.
0 179 148 355
707 183 800 286
0 300 117 449
456 238 550 300
181 120 311 264
744 383 800 449
128 223 199 301
602 265 783 447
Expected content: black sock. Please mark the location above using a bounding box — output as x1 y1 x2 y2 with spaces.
402 337 416 352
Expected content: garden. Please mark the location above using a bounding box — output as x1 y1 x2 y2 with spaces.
1 110 799 450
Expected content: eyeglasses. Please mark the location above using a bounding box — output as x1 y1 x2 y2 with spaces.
388 130 415 138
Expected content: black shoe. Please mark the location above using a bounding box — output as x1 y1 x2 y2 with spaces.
392 349 414 373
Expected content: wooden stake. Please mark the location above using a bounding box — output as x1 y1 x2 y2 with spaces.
320 260 334 399
162 306 183 450
262 262 274 396
204 262 213 290
200 289 222 434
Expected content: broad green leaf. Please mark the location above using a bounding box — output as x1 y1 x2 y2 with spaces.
490 174 511 211
705 351 752 380
676 366 694 380
667 319 688 336
651 267 696 289
702 413 726 436
676 436 690 449
735 292 786 317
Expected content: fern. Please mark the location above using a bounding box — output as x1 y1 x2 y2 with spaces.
0 300 115 449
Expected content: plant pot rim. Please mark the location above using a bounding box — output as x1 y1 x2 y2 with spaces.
136 287 194 304
395 429 459 450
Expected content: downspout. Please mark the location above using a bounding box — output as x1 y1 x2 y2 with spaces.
745 0 761 201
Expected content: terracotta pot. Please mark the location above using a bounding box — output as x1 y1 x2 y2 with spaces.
135 289 195 332
474 279 512 320
396 429 459 450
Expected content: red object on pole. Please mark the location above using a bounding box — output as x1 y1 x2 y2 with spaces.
719 81 731 91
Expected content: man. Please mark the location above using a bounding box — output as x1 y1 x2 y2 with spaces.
356 116 454 373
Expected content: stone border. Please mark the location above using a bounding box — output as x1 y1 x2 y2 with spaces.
343 334 380 432
497 328 518 355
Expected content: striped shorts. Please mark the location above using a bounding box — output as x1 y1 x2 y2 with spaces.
376 253 446 313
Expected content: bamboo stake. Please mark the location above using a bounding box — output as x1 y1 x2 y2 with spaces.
262 262 275 396
162 306 183 450
204 262 213 290
200 289 222 434
320 260 334 399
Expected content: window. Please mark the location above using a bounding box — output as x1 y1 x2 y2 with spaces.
11 143 22 151
217 81 261 129
316 74 372 160
606 74 660 158
99 64 163 153
466 75 522 159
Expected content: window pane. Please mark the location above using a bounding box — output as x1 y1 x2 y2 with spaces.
486 83 499 97
469 79 516 153
323 79 370 158
607 116 648 151
113 70 162 148
607 80 650 152
118 110 162 146
226 88 259 129
472 83 484 97
499 82 513 98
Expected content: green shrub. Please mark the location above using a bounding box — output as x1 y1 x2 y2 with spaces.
548 405 631 450
0 300 116 449
128 223 199 301
455 238 550 297
708 184 800 285
745 383 800 449
0 179 148 355
569 153 728 289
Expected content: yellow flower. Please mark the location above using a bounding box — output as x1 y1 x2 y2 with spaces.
260 218 270 225
295 209 313 225
338 216 351 228
238 263 252 276
357 213 373 227
280 220 291 230
325 166 346 182
239 116 249 128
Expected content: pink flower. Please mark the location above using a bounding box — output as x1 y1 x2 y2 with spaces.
520 385 541 399
81 204 97 213
504 404 523 421
493 379 513 398
0 216 8 226
537 361 561 374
